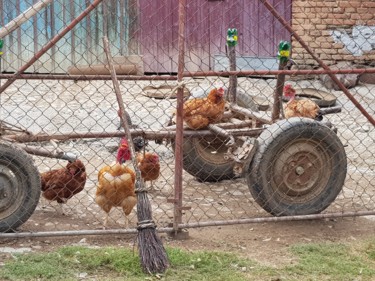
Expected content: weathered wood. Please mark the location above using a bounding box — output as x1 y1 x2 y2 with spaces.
230 104 272 124
0 0 53 38
272 60 288 121
3 127 264 143
227 46 237 103
67 64 138 75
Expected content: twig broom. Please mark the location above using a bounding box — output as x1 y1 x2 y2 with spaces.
103 37 169 274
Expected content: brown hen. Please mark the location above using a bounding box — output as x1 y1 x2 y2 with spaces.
95 138 137 228
283 84 320 119
41 159 87 215
137 152 160 188
183 87 226 130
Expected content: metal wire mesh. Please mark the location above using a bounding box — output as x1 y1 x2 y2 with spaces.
0 0 374 236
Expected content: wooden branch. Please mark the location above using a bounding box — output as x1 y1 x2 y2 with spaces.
230 104 272 124
3 127 264 143
0 0 53 38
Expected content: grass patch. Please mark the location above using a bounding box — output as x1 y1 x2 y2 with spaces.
1 239 374 281
0 246 253 281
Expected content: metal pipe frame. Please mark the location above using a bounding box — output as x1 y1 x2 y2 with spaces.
1 68 375 80
0 0 374 239
1 210 374 238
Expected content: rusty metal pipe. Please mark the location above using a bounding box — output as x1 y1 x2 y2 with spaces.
259 0 375 126
0 0 105 95
181 68 375 77
0 74 177 80
173 0 187 232
1 68 375 81
1 210 374 238
178 210 375 229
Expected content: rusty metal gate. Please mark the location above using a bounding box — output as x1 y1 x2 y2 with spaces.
0 0 374 238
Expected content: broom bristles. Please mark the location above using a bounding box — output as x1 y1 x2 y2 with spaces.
102 37 169 274
136 188 169 274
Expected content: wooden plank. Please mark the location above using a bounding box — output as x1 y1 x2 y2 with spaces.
184 0 210 72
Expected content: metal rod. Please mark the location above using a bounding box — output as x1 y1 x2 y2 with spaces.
0 228 173 238
0 0 105 95
0 74 178 80
173 0 186 233
259 0 375 126
181 68 375 77
1 210 374 239
178 210 375 229
1 67 375 81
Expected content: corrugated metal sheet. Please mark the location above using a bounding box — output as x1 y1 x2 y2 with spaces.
0 0 136 73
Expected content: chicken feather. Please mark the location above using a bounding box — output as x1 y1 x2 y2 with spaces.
183 87 226 130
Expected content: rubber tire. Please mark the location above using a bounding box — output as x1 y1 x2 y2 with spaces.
246 117 347 216
179 137 236 182
0 143 41 232
174 92 255 182
282 88 337 107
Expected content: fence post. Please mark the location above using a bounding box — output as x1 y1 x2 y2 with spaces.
170 0 188 239
227 28 238 103
272 41 290 122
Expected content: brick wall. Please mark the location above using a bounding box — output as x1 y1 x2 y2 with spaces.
292 0 375 67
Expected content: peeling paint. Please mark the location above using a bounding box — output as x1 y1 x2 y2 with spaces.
330 25 375 56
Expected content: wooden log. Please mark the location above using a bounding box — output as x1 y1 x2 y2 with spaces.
230 104 272 124
67 64 138 75
4 127 264 143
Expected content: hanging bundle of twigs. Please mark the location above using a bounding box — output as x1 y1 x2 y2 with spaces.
103 37 169 274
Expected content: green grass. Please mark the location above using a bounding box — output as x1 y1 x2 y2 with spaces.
0 246 253 281
1 239 374 281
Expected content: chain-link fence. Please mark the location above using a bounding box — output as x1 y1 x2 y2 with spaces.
0 0 374 237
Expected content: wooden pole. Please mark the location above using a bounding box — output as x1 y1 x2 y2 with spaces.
103 36 169 274
227 28 238 103
173 0 187 234
271 41 290 122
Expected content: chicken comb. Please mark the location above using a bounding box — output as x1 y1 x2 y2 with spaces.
283 84 292 90
218 87 225 94
120 137 129 147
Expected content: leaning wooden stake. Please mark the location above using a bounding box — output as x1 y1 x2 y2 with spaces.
103 37 169 274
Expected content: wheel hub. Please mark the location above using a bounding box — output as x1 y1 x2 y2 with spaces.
274 141 330 200
0 167 19 213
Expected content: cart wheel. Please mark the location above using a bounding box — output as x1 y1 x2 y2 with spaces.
172 92 256 182
179 137 236 182
0 143 41 232
247 117 347 216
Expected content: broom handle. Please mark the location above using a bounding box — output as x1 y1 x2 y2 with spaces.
102 37 142 180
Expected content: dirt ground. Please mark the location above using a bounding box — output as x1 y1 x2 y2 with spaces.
1 216 375 268
0 77 374 265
